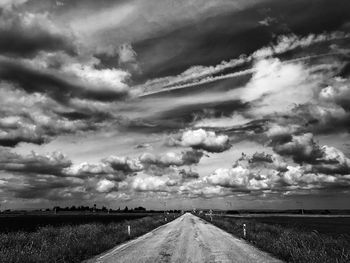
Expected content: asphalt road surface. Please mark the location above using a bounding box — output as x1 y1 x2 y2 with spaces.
89 213 283 263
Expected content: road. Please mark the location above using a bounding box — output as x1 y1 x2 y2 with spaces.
88 213 283 263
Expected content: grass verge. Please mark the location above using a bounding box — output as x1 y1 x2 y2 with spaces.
0 214 178 263
199 215 350 263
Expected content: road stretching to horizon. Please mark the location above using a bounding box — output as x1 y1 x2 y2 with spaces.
88 213 283 263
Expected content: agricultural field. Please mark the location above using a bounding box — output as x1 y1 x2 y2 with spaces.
200 214 350 263
0 212 158 233
223 215 350 236
0 213 179 263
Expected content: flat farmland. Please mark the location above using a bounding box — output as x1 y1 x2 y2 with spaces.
0 213 179 263
0 212 159 233
202 214 350 262
223 215 350 236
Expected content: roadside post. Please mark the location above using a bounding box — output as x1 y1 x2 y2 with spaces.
127 225 131 236
243 223 246 239
163 201 167 222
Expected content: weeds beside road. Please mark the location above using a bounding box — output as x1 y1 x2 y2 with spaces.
199 214 350 263
0 214 178 263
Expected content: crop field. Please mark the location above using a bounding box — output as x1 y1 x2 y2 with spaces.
0 214 179 263
223 215 350 236
0 212 156 233
201 214 350 263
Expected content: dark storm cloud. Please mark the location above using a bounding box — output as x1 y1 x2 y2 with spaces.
203 119 269 138
0 148 71 176
102 156 143 174
0 7 76 58
272 133 324 164
115 97 250 135
131 0 350 82
179 169 199 180
249 152 273 164
0 133 47 147
132 9 271 81
10 177 82 200
0 58 129 104
266 130 350 175
0 82 117 148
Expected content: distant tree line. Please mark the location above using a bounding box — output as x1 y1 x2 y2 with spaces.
49 205 182 214
51 205 148 213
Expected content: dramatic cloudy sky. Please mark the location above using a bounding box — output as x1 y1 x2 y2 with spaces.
1 0 350 210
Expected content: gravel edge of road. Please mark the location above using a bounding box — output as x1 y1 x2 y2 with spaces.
82 215 182 263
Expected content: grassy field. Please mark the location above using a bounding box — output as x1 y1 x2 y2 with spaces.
224 215 350 236
200 214 350 263
0 212 155 233
0 214 178 263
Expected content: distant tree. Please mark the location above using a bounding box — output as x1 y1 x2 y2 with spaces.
134 206 146 212
123 206 129 212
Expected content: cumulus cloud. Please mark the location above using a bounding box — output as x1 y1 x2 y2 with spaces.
273 133 324 164
205 166 250 189
64 162 113 177
66 155 143 181
131 176 175 192
96 179 116 193
270 132 350 175
0 82 112 147
203 145 350 195
140 150 203 168
169 129 231 153
238 58 317 118
106 192 131 201
0 148 90 201
319 79 350 108
309 145 350 175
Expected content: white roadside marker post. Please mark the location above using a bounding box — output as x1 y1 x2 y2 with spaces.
127 225 131 236
243 223 246 239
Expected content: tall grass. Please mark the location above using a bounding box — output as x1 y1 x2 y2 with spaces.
200 215 350 263
0 214 177 263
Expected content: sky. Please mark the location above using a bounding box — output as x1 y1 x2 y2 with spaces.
0 0 350 210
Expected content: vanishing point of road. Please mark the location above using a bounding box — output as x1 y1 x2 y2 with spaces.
88 213 283 263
